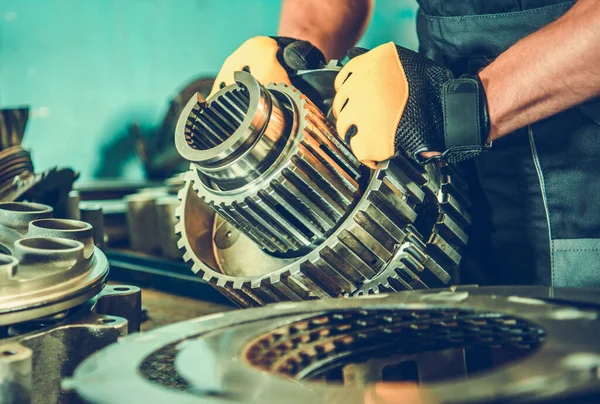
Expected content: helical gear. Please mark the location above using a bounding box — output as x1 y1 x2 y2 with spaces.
174 70 471 307
177 72 364 257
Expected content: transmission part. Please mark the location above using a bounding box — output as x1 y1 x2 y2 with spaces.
174 70 470 307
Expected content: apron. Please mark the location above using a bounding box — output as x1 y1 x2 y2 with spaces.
416 0 600 287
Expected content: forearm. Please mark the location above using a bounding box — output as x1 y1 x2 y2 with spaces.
278 0 373 60
479 0 600 142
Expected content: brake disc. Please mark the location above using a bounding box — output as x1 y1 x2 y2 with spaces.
68 287 600 404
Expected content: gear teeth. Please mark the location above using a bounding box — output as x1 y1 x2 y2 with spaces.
185 87 250 150
265 276 303 302
174 80 470 308
181 250 194 264
190 84 362 256
177 156 469 307
353 157 469 296
211 280 256 307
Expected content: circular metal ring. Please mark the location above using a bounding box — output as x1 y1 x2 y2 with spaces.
69 287 600 404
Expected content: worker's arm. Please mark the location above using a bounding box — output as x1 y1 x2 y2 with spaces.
278 0 374 60
333 0 600 166
481 0 600 142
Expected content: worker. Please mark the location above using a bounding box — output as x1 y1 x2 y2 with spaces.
210 0 600 287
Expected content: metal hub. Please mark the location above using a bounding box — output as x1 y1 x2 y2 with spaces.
0 202 109 326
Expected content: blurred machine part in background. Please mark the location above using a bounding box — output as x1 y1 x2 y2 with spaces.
71 176 184 258
0 108 78 217
68 287 600 404
0 201 141 404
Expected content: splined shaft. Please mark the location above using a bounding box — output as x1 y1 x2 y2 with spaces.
184 87 251 151
176 72 363 256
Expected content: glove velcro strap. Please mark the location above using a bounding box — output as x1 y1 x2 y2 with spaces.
441 76 491 162
441 144 492 164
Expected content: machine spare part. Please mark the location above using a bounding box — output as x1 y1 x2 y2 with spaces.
176 71 364 256
155 195 184 260
123 188 182 257
174 70 470 307
0 202 108 325
68 287 600 404
74 178 184 255
0 146 34 190
0 107 78 217
0 201 141 404
4 167 79 218
292 60 341 112
125 192 162 254
79 202 107 250
0 107 29 149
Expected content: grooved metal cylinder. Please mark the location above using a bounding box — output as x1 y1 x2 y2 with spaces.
176 72 363 256
174 68 471 308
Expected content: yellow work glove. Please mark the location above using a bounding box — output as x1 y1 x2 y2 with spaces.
210 36 325 97
332 42 490 167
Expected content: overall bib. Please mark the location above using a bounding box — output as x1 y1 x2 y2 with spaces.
416 0 600 287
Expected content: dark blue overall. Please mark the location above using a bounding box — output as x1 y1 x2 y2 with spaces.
416 0 600 287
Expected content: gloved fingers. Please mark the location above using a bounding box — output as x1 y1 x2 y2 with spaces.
331 77 355 119
335 106 356 149
282 40 326 71
331 95 348 119
361 160 378 169
334 69 352 93
334 44 377 92
336 111 377 169
209 37 291 98
334 52 365 92
343 123 378 168
336 104 369 163
337 97 397 167
344 123 358 144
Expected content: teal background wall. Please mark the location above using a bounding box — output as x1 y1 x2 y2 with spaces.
0 0 418 180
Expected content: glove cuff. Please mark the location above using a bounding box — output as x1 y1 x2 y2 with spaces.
440 74 491 163
269 36 326 73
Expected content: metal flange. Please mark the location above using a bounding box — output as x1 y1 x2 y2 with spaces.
0 202 109 326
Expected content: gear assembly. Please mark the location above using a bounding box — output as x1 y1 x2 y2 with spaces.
174 70 469 305
3 0 600 403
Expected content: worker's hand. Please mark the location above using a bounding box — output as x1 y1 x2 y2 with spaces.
333 42 452 167
210 36 325 97
333 42 480 167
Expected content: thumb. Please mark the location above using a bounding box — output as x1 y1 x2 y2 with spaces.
346 47 369 60
282 40 326 71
